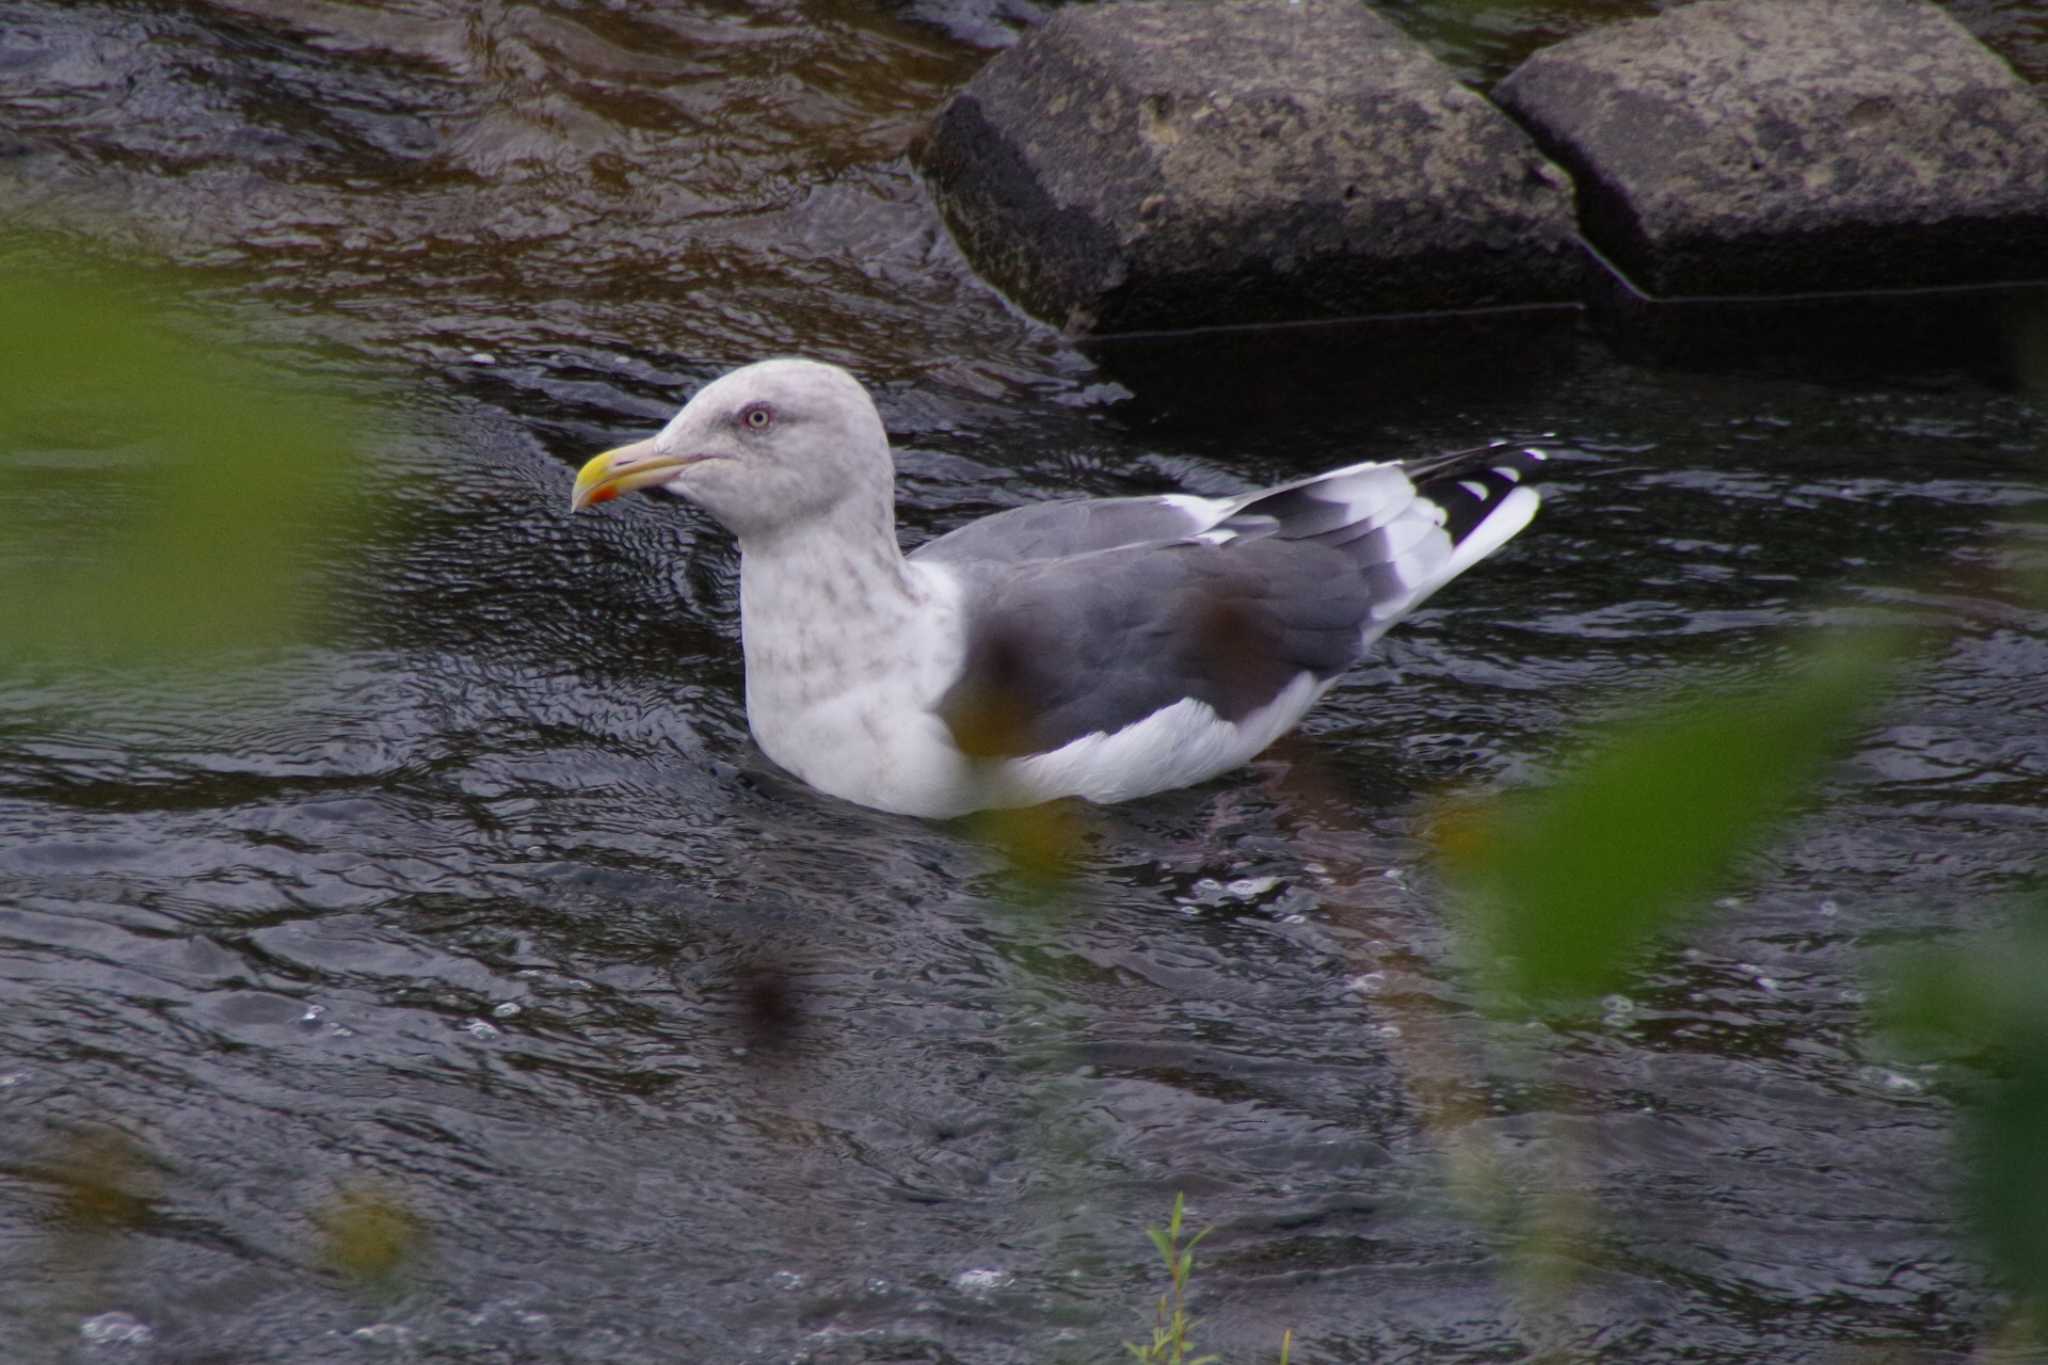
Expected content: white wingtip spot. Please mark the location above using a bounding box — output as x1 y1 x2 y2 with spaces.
1492 465 1523 484
1159 492 1231 532
1458 479 1489 501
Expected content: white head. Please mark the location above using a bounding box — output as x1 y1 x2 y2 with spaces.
570 358 895 547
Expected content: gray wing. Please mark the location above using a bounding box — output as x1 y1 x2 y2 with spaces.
934 536 1373 759
911 497 1211 566
928 443 1550 758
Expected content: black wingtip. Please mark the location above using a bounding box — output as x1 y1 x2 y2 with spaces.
1412 445 1551 546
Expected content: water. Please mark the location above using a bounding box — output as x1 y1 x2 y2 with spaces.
2 1 2046 1360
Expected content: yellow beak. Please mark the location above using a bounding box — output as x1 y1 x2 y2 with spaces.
570 438 705 512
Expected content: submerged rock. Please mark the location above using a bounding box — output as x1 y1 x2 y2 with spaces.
914 0 1581 336
1494 0 2048 298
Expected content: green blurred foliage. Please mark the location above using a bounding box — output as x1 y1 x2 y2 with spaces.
314 1179 430 1284
42 1126 158 1234
0 231 369 666
1441 629 1912 1004
1886 892 2048 1313
972 798 1086 903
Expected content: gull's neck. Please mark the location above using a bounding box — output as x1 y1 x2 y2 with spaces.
733 499 971 810
734 501 926 705
738 471 911 583
739 511 913 608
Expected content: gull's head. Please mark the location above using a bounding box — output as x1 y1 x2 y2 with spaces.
570 358 893 543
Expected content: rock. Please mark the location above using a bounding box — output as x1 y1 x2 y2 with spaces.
1494 0 2048 298
914 0 1582 336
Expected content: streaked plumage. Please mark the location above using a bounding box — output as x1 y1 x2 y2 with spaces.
570 358 1545 817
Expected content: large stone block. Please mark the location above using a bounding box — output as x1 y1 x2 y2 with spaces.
1494 0 2048 298
914 0 1581 336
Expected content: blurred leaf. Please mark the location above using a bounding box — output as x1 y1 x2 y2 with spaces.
314 1180 429 1284
1885 892 2048 1307
1971 1056 2048 1309
1442 630 1911 1003
0 230 370 667
43 1127 158 1233
1887 905 2048 1059
972 798 1084 899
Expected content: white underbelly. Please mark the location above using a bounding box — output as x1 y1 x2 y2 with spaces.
747 670 982 817
992 671 1328 809
748 668 1328 817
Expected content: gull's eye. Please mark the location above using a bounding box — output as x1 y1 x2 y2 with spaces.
739 402 775 431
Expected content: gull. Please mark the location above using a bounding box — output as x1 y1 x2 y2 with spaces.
571 358 1544 817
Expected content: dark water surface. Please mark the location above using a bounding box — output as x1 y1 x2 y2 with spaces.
3 1 2047 1361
